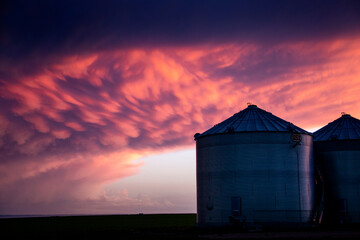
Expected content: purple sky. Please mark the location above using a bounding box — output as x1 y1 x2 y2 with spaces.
1 0 360 214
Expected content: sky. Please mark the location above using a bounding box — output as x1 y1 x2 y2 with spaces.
1 0 360 215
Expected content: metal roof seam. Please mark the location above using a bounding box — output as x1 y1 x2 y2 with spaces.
313 114 360 141
260 110 285 131
351 119 360 138
195 105 309 138
256 110 267 131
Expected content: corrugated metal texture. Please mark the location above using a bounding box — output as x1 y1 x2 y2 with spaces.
196 105 310 139
314 113 360 223
315 147 360 223
313 114 360 141
196 132 315 226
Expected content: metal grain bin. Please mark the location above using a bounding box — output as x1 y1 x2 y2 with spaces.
195 104 315 226
313 113 360 224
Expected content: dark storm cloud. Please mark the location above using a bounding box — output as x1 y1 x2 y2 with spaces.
1 0 360 215
208 44 333 85
2 0 360 64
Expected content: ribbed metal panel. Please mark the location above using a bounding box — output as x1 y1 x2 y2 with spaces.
195 105 314 226
196 105 310 139
313 114 360 141
314 114 360 224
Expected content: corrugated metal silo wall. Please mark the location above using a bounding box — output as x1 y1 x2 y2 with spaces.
314 140 360 224
196 132 315 226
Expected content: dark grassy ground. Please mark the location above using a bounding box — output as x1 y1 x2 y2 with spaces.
1 214 360 239
1 214 197 239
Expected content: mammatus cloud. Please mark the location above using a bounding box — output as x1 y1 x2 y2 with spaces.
1 27 360 213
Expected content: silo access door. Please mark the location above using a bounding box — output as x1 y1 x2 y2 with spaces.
230 196 244 223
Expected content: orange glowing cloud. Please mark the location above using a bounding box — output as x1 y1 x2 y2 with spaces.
1 36 360 214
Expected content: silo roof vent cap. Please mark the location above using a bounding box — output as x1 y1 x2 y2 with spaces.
341 112 351 117
247 102 257 108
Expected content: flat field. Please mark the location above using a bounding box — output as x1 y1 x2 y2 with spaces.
1 214 360 239
1 214 197 239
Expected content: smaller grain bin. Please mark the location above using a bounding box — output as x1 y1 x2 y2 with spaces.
313 113 360 224
195 104 315 226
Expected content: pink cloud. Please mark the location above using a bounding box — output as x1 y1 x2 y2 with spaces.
65 122 85 131
23 114 50 133
1 37 360 214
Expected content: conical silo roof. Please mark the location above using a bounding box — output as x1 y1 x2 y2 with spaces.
195 104 310 139
313 113 360 141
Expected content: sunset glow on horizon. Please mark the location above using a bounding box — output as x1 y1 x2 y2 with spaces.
1 0 360 215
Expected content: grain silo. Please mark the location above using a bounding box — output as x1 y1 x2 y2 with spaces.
194 104 315 226
313 113 360 224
